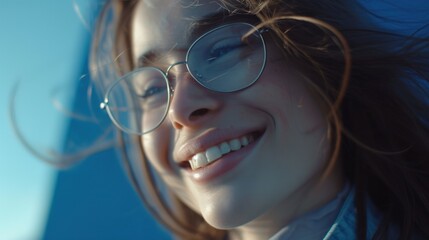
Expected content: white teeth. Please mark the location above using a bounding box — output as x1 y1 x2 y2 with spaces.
188 134 255 170
240 136 249 146
192 153 208 167
189 159 195 169
206 146 222 162
229 139 241 151
220 142 231 154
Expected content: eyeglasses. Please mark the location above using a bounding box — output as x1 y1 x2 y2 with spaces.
100 22 267 135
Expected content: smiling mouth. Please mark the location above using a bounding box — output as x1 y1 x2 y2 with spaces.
181 131 263 170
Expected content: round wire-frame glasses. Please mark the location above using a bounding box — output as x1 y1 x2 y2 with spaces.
100 22 268 135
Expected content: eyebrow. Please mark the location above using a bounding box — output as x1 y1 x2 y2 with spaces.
136 11 258 68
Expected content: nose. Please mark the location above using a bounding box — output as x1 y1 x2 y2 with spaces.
167 64 222 130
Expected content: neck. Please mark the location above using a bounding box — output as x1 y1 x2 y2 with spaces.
230 168 345 240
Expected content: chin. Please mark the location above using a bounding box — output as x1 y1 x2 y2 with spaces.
198 195 265 230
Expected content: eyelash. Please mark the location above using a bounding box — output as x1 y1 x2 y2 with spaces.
208 39 244 62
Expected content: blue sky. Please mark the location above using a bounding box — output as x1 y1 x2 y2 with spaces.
0 1 93 239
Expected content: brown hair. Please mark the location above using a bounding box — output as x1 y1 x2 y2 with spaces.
90 1 429 239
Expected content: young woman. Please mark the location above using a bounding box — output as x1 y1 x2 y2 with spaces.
90 0 429 239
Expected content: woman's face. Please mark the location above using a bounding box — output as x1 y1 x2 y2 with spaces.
130 0 343 233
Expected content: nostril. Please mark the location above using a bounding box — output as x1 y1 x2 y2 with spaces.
189 108 209 120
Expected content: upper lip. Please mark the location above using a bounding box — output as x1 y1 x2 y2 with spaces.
174 127 264 165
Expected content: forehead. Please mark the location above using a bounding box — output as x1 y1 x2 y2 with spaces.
131 0 226 63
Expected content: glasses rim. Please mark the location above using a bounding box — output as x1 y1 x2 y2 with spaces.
100 21 268 135
185 22 267 93
100 67 173 135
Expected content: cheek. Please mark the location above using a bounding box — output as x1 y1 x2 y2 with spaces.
263 63 327 133
141 125 201 213
289 86 327 134
141 124 172 173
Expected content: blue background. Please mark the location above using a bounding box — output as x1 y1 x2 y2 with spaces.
0 1 169 239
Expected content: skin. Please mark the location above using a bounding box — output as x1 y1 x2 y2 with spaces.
131 0 344 239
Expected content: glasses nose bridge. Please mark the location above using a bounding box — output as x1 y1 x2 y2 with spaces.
165 61 188 77
165 61 190 94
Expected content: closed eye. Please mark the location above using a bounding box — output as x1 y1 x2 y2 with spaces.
138 86 167 99
207 37 245 62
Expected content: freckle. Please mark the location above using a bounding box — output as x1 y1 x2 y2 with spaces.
297 97 304 108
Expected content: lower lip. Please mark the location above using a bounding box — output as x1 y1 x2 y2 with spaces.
186 139 259 183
